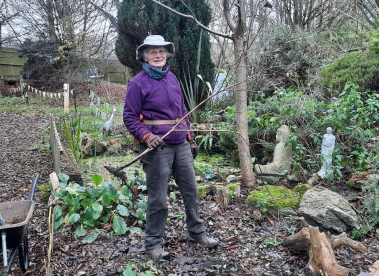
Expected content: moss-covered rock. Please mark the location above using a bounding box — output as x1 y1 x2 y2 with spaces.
247 185 301 210
293 184 312 196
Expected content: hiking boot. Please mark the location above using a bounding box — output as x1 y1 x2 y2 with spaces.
188 235 218 249
146 246 170 260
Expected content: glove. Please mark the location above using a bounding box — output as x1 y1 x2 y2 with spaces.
141 133 166 150
188 136 199 159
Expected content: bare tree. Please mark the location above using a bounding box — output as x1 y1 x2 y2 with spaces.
0 0 22 48
274 0 352 30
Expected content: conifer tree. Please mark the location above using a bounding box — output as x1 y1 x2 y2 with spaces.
115 0 214 99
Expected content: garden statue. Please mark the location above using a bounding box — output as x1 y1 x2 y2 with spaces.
254 125 292 175
317 127 335 179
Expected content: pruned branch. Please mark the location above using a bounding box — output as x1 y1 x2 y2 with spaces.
150 0 233 40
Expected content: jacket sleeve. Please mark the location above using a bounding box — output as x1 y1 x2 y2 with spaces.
123 81 150 140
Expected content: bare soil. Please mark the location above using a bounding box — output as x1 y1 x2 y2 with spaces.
0 107 378 275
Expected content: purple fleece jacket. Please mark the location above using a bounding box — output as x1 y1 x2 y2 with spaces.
123 69 192 145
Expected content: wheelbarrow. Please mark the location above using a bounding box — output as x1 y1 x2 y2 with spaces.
0 174 39 276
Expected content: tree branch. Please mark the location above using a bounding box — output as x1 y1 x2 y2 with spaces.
150 0 232 40
223 0 237 33
86 0 117 29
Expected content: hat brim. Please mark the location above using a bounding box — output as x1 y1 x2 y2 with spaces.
136 42 175 63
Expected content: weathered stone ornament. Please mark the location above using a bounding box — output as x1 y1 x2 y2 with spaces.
317 127 335 179
254 125 292 175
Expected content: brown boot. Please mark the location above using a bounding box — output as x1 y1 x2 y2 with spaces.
146 246 170 260
188 235 218 249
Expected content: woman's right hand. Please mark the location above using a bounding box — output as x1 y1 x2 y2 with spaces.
142 133 166 150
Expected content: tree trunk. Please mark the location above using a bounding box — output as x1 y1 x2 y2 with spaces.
233 31 256 187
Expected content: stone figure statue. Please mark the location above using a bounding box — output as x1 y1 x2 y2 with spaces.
317 127 336 179
254 125 292 175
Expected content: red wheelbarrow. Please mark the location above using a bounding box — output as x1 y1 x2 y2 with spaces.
0 174 39 276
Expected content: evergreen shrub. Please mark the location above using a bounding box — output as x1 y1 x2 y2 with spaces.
115 0 214 101
319 51 379 93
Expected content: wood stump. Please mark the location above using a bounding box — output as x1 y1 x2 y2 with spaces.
285 226 366 276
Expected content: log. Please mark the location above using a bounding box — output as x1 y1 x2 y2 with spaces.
286 227 367 276
331 232 367 253
284 228 310 252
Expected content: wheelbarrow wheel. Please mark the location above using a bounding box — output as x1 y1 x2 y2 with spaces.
18 229 29 273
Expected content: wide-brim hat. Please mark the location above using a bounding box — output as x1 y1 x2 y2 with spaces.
136 35 175 63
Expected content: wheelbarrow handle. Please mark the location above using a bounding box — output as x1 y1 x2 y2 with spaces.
30 174 40 201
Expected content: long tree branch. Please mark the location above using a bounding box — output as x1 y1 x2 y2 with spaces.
223 0 237 33
150 0 232 40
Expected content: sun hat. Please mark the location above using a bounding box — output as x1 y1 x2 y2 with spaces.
136 35 175 63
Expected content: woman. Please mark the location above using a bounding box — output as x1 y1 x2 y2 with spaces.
123 35 218 260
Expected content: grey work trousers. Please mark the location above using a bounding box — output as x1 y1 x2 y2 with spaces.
140 140 205 250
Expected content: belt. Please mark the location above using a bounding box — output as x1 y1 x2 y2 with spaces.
142 118 185 125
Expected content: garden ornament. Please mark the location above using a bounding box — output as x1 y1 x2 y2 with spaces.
254 125 292 175
317 127 335 179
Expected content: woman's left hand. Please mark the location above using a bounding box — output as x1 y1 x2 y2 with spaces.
189 139 198 159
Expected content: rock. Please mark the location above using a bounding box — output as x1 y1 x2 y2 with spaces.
347 172 379 190
226 174 242 183
307 173 320 185
293 184 312 196
82 138 104 157
247 185 301 210
299 186 360 233
107 143 122 154
256 175 282 185
196 175 204 182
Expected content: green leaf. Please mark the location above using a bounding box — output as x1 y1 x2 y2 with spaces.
103 183 118 198
39 185 51 190
92 174 103 186
53 205 62 219
58 173 69 185
117 205 129 217
83 220 95 227
74 224 87 237
123 270 136 276
113 215 127 234
91 203 103 220
82 231 98 243
69 213 80 224
86 187 100 197
127 227 142 234
102 193 111 205
102 213 109 223
120 186 132 198
54 215 64 230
